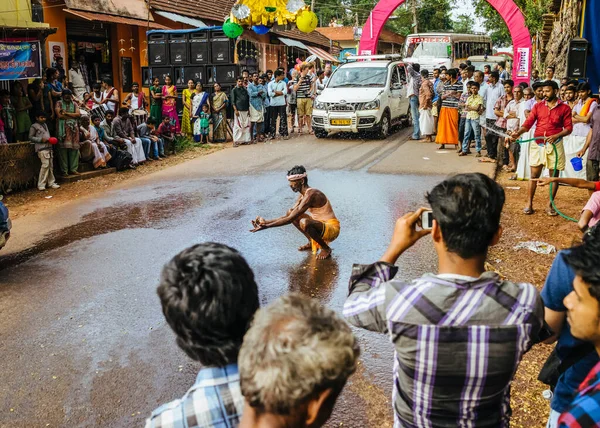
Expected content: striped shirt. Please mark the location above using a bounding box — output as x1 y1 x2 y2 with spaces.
441 81 463 109
145 364 243 428
343 262 544 428
294 75 313 98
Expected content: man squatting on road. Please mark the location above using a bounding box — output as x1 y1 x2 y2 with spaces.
250 165 340 259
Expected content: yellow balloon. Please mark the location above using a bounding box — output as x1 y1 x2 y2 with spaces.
296 10 318 33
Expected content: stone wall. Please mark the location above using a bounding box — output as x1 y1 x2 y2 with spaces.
542 0 581 77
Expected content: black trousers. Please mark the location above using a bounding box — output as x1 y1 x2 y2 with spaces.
485 119 499 159
263 106 272 136
270 105 288 137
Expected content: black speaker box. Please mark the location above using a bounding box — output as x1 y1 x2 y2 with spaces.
183 66 207 85
148 33 168 66
169 33 188 65
150 67 173 85
189 31 210 64
567 38 589 79
210 29 234 63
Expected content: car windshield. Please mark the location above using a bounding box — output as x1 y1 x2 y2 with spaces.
405 41 451 58
470 61 499 71
328 67 388 88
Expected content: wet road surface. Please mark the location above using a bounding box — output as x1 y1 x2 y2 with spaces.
0 133 474 427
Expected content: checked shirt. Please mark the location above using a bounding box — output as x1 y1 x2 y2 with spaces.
558 361 600 427
343 262 544 428
145 364 243 428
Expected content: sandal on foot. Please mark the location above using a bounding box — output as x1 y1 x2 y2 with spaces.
523 207 535 215
546 208 558 217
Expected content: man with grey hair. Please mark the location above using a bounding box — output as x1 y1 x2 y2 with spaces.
238 293 359 428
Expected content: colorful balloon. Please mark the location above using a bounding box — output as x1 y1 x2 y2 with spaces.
296 10 318 33
223 18 244 38
252 24 270 35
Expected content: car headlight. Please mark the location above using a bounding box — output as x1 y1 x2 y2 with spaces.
314 100 326 110
363 99 380 110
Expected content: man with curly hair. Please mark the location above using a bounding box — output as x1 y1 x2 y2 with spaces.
145 243 260 428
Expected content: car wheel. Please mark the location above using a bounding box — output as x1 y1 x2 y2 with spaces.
314 129 328 139
376 112 390 139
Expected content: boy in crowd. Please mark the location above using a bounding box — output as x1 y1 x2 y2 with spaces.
457 81 471 153
198 104 211 145
460 81 483 156
80 115 111 169
287 70 298 134
92 115 117 162
29 112 60 191
268 69 288 140
157 116 175 155
146 243 260 428
555 227 600 426
294 64 314 135
137 117 163 161
343 173 544 427
239 293 359 428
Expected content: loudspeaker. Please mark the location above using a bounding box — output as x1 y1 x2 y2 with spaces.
141 67 150 87
214 64 239 84
148 33 168 66
169 33 188 65
210 29 234 63
183 66 206 84
189 31 209 64
150 67 173 85
173 66 186 89
567 38 588 79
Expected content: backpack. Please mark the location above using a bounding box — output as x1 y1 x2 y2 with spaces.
112 150 133 171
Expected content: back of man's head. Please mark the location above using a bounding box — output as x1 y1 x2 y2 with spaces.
157 243 259 366
239 293 359 426
426 173 505 259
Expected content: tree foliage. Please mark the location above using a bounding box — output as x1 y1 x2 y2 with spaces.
452 14 475 34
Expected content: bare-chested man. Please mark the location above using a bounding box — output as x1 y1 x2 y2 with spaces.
251 165 340 259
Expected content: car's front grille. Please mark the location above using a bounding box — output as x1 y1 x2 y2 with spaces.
326 102 363 112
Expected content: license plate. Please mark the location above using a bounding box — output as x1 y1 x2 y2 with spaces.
331 119 351 126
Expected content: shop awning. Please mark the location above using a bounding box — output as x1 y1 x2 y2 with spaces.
277 36 309 51
306 45 339 63
155 11 207 28
63 9 170 29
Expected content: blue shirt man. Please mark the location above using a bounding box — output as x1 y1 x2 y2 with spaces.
247 80 266 112
268 78 287 107
541 250 600 427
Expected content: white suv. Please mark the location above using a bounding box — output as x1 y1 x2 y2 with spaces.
312 55 410 139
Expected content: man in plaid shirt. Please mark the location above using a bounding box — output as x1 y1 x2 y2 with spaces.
343 173 545 427
146 243 260 428
558 227 600 427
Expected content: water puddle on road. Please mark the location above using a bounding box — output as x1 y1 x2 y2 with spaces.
0 192 202 271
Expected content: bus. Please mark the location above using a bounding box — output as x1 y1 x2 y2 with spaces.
403 33 493 74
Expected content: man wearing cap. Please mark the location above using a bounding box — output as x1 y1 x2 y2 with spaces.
509 80 573 215
250 165 340 259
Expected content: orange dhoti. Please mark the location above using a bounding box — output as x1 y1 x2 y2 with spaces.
311 218 340 254
435 107 459 146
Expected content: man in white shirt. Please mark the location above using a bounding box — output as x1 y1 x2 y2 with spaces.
68 60 87 101
484 71 505 160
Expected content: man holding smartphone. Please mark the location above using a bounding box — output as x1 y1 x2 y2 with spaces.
343 173 545 428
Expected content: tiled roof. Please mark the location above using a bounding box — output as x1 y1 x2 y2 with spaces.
150 0 235 24
150 1 334 49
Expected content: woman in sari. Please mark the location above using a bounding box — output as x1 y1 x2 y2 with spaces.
55 89 81 177
211 83 229 143
149 77 162 124
161 75 180 133
181 79 194 136
191 82 210 142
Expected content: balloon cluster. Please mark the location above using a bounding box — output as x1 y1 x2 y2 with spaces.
223 0 318 38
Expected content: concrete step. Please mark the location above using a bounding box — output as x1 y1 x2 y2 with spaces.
58 167 116 183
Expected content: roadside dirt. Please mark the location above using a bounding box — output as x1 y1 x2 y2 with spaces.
3 144 223 221
492 169 590 428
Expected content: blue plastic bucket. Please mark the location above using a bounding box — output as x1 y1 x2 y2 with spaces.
570 157 583 172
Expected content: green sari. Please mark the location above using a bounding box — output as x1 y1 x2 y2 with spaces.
149 85 162 124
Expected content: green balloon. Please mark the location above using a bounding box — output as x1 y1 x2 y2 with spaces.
223 18 243 38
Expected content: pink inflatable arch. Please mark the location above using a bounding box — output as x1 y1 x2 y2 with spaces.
358 0 532 86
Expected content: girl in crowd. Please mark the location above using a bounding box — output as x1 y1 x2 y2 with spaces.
45 68 63 131
11 81 32 141
211 83 229 143
27 78 44 123
191 81 210 142
181 79 194 136
161 75 180 133
149 77 162 124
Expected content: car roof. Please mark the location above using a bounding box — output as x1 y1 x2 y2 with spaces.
467 55 506 62
340 61 403 68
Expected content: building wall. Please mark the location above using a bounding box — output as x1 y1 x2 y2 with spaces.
0 0 48 28
42 0 68 67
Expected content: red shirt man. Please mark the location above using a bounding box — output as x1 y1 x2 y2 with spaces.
509 80 573 216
